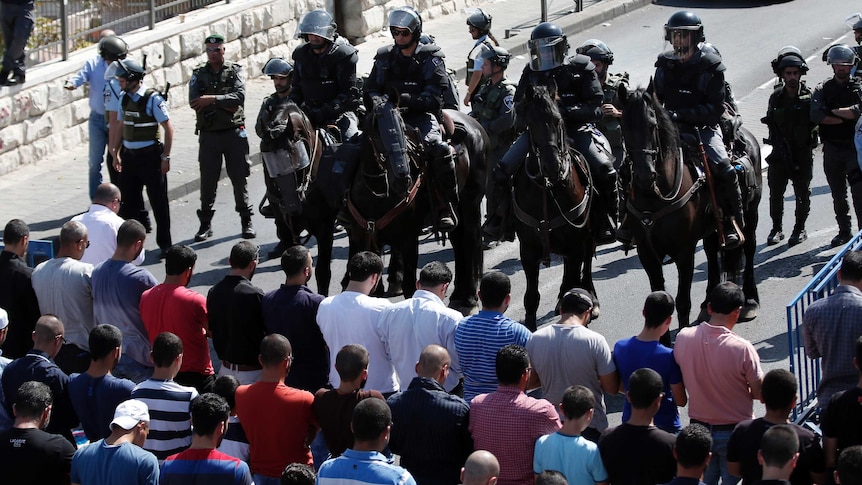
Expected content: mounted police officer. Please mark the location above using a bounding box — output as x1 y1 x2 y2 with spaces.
107 58 174 257
811 44 862 248
469 46 516 248
464 7 497 107
365 6 459 231
483 22 618 245
576 39 628 170
762 47 817 247
651 11 744 250
846 13 862 71
189 33 255 242
289 9 360 141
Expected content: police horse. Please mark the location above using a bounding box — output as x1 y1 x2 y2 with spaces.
343 101 488 313
513 83 598 331
618 85 761 342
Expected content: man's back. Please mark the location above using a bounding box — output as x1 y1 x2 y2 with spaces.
598 423 676 485
2 351 78 441
0 251 40 358
613 336 682 432
160 448 253 485
454 311 531 402
727 418 825 485
822 386 862 453
68 372 135 441
72 205 126 266
317 291 396 392
32 257 95 352
534 432 608 485
317 448 417 485
207 275 266 369
313 388 385 458
0 426 75 485
71 439 160 485
130 378 197 461
139 284 211 376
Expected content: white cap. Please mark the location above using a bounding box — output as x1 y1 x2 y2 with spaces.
110 399 150 430
0 308 8 330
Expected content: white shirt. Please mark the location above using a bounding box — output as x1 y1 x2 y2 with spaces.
72 204 145 266
316 291 398 393
376 289 463 391
32 257 95 350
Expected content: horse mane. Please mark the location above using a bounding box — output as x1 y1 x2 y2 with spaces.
630 87 679 161
516 85 563 123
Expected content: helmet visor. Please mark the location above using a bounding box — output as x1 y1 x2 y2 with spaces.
528 37 566 71
389 9 419 32
295 11 335 41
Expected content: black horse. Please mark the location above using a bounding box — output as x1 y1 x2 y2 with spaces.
513 83 598 331
618 85 761 339
343 105 488 313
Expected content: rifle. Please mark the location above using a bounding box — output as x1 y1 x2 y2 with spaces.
695 127 726 248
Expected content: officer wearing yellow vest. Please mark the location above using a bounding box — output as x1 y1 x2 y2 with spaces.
189 33 255 242
107 58 174 257
469 46 516 247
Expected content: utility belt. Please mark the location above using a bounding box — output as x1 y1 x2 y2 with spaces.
121 141 162 155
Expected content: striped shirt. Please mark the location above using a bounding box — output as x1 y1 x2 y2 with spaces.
131 378 198 462
454 310 531 402
160 448 253 485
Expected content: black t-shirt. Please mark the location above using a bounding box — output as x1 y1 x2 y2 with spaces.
0 427 75 484
822 387 862 452
727 418 825 485
598 422 676 485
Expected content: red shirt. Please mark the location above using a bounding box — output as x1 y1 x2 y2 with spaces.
235 381 316 478
140 283 213 375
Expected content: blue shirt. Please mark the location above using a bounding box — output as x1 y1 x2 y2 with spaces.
71 439 160 485
317 449 417 485
68 372 135 441
118 83 170 149
534 431 608 485
70 55 108 115
454 310 531 402
613 336 682 432
160 448 253 485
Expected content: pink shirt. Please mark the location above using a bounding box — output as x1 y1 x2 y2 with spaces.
674 323 763 425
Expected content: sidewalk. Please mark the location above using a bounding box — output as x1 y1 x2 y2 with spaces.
0 0 651 239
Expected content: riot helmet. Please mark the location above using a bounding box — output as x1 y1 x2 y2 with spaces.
264 58 293 93
664 11 705 42
481 46 511 69
98 35 128 62
576 39 613 65
826 44 857 66
389 6 422 48
847 12 862 31
663 11 703 60
466 8 492 33
771 46 808 75
296 9 337 46
113 58 145 83
528 22 567 72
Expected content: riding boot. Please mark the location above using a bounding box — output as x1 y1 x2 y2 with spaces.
434 149 459 232
195 209 215 242
240 210 256 240
720 164 745 250
483 170 512 242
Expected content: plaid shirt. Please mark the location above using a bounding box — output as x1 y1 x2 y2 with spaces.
469 386 561 485
803 284 862 407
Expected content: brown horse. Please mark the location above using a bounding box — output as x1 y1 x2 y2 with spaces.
618 85 761 342
513 83 597 331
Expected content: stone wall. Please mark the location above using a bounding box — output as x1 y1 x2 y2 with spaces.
0 0 473 175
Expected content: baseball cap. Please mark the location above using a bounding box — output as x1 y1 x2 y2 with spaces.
205 33 225 44
110 399 150 430
561 288 595 314
0 308 8 330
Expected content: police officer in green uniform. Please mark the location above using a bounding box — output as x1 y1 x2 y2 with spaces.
762 47 817 247
189 33 255 242
576 39 628 170
469 46 516 247
107 58 174 256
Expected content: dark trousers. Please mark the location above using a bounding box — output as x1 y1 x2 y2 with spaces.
175 371 215 394
768 156 812 230
198 128 251 215
0 2 33 75
823 142 862 231
118 144 172 249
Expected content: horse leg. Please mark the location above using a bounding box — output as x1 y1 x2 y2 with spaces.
701 234 722 321
386 246 405 298
449 193 484 313
520 238 542 332
399 241 419 300
740 212 760 321
581 237 599 319
314 217 335 297
674 247 696 329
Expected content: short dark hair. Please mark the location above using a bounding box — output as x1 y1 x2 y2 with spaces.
479 271 511 308
260 334 292 367
675 424 713 468
559 288 594 315
89 324 123 361
838 446 862 485
842 251 862 282
212 375 240 410
628 368 663 409
2 219 29 245
760 424 799 468
282 463 316 485
495 344 529 386
152 332 183 368
347 251 383 282
229 241 259 269
708 281 745 314
644 291 675 328
165 245 197 276
351 397 390 442
59 221 87 247
117 219 146 248
535 470 568 485
190 393 230 436
761 369 797 411
418 261 452 288
335 344 369 382
560 385 594 420
14 381 52 419
281 245 310 276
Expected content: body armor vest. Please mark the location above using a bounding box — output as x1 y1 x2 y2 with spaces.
121 89 160 142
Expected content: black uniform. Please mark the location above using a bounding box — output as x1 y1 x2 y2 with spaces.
598 71 629 169
256 92 296 246
470 76 516 220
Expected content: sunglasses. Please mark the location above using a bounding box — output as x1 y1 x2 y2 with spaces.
206 47 223 53
390 28 412 37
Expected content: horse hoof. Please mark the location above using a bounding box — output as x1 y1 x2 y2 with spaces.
385 289 404 298
739 300 759 322
696 307 710 324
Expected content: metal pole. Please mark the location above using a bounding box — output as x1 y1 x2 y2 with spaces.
541 0 547 22
149 0 156 30
60 0 68 61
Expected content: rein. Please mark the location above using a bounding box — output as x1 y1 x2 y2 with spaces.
347 175 423 253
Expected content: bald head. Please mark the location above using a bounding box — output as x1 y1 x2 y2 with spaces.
462 450 500 485
416 345 450 378
33 315 64 358
100 29 116 38
93 183 122 213
59 220 88 248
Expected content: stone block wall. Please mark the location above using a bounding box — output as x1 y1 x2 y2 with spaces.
0 0 474 175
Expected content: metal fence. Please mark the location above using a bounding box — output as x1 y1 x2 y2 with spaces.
787 231 862 424
0 0 227 68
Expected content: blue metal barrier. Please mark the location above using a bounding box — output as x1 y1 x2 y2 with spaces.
786 232 862 423
0 239 54 268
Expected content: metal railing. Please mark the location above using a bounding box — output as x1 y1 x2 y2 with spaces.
786 231 862 424
0 0 227 68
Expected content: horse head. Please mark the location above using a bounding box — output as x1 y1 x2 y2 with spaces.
361 92 416 198
517 80 569 184
618 82 679 195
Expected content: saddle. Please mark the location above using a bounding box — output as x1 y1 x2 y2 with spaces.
678 131 757 205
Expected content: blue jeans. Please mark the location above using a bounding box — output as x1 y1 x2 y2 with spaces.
88 112 110 200
253 473 281 485
311 429 330 470
703 429 740 485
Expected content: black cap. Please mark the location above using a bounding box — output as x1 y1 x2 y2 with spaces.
205 33 225 44
560 288 595 314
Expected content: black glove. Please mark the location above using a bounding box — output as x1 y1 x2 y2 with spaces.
303 104 324 124
370 95 387 109
668 110 679 121
399 93 412 109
